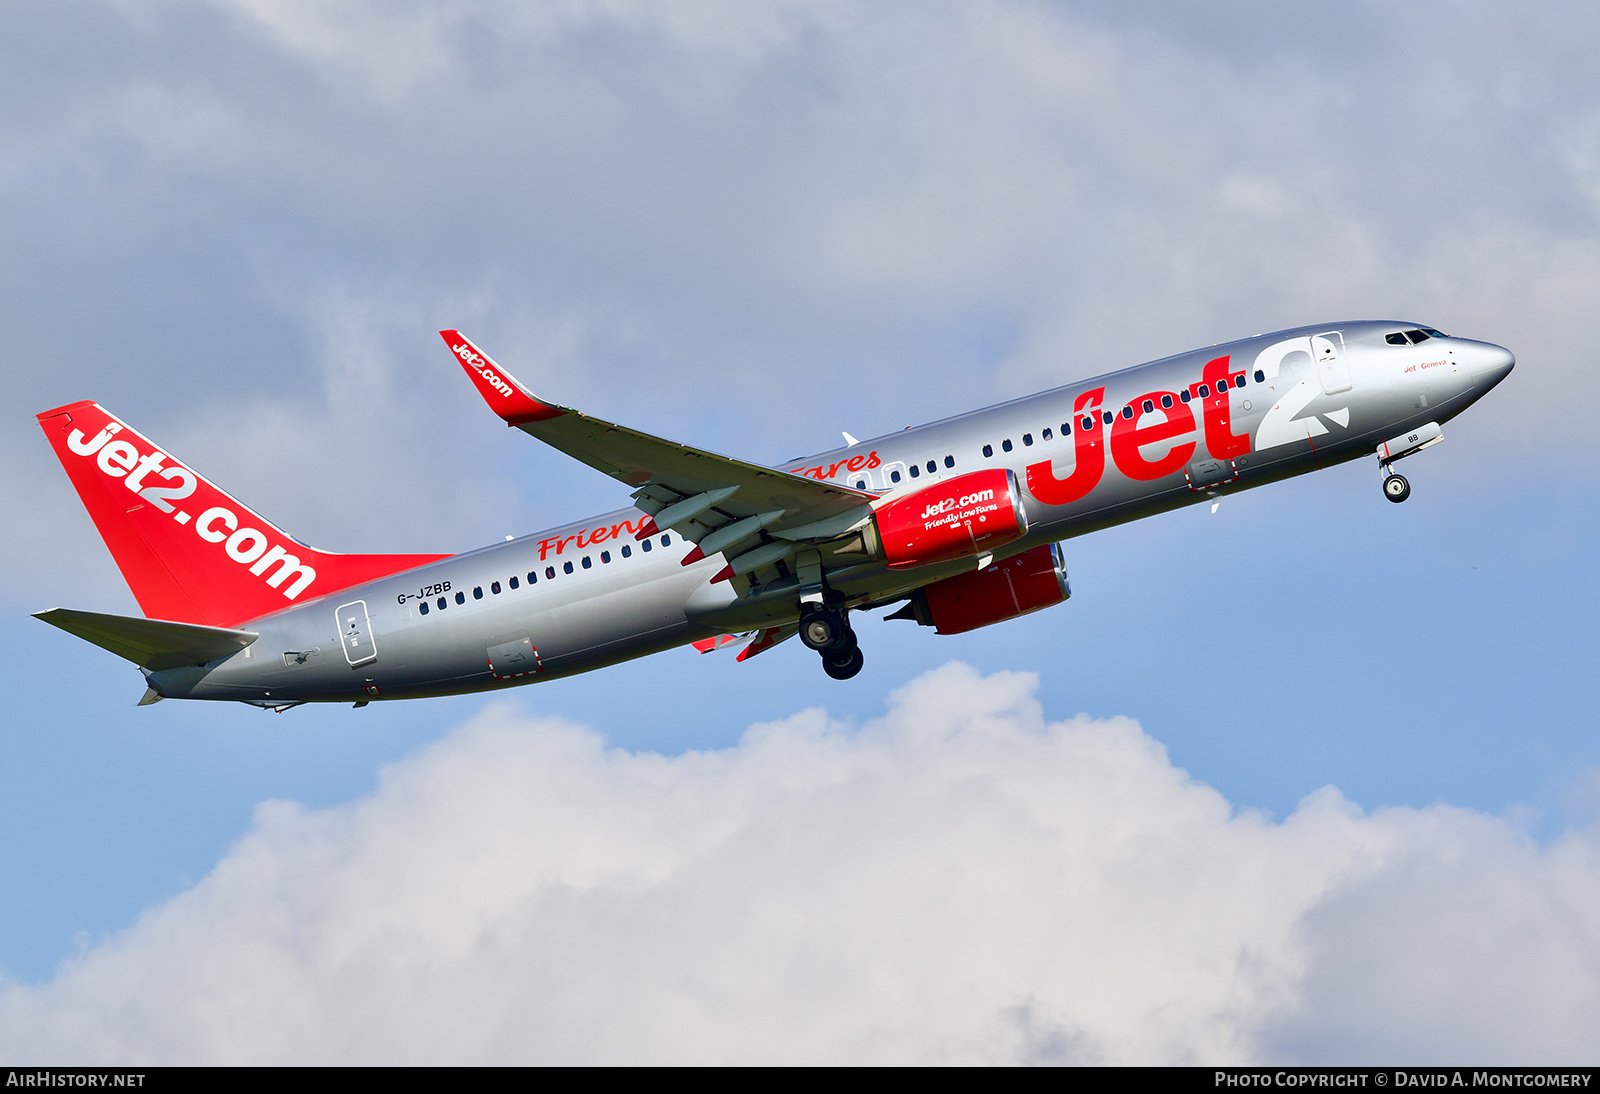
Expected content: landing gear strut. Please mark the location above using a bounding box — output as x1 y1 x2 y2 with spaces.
800 604 863 680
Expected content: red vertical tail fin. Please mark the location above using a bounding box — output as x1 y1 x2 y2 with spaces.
37 401 451 628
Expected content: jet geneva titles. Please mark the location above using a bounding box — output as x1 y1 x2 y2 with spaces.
34 322 1515 710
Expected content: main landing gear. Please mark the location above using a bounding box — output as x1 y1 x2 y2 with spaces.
799 604 863 680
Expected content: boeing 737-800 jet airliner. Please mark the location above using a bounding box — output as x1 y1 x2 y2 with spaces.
34 322 1513 709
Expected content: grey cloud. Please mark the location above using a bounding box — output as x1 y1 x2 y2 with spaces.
6 0 1595 593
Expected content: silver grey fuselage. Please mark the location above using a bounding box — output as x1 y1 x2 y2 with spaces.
150 321 1514 704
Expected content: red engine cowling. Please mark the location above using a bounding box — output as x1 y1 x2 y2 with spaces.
873 468 1028 569
907 543 1070 634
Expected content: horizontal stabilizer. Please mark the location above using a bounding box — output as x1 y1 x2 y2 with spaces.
33 607 258 671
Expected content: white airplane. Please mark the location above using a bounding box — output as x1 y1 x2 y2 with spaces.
34 321 1513 708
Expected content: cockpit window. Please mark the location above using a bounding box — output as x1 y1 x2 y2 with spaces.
1404 329 1430 343
1386 332 1408 345
1420 327 1446 338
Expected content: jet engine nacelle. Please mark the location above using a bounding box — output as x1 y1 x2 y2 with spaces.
893 543 1071 634
873 468 1028 570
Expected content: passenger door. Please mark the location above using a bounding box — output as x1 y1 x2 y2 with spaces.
336 600 377 667
1312 331 1352 395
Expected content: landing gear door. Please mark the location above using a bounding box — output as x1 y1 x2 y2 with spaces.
1312 331 1352 395
337 600 377 667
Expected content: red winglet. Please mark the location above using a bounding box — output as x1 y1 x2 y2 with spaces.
438 330 563 426
634 517 659 541
710 564 735 584
680 545 705 567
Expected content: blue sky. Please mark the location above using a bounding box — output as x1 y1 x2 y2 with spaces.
2 0 1598 1063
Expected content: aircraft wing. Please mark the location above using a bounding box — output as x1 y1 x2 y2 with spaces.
689 625 797 662
735 624 796 662
441 331 877 574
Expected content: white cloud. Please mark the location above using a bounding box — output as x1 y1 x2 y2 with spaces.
2 662 1595 1064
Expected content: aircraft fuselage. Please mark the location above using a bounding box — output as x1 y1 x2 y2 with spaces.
143 320 1514 705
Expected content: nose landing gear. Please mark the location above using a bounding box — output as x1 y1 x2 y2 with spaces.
1382 472 1411 503
1376 422 1443 504
799 604 863 680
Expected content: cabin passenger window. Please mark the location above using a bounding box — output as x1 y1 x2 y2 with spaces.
601 551 611 563
419 601 429 615
661 535 672 547
982 444 993 458
1022 433 1033 447
1002 439 1013 452
1101 411 1114 425
926 460 936 473
621 544 632 558
1042 428 1053 442
1255 370 1265 383
437 597 447 610
1142 400 1154 414
641 539 652 552
473 586 483 599
455 591 465 605
491 582 500 594
891 469 902 483
944 455 955 468
1198 384 1210 398
853 480 866 489
582 556 592 569
1216 378 1229 392
1180 390 1191 403
1161 394 1173 409
909 464 920 478
563 561 574 574
1121 406 1133 419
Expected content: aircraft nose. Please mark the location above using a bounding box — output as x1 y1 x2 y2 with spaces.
1465 342 1515 388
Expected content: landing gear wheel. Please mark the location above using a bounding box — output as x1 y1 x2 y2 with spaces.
800 606 848 651
823 645 864 680
1383 473 1411 503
